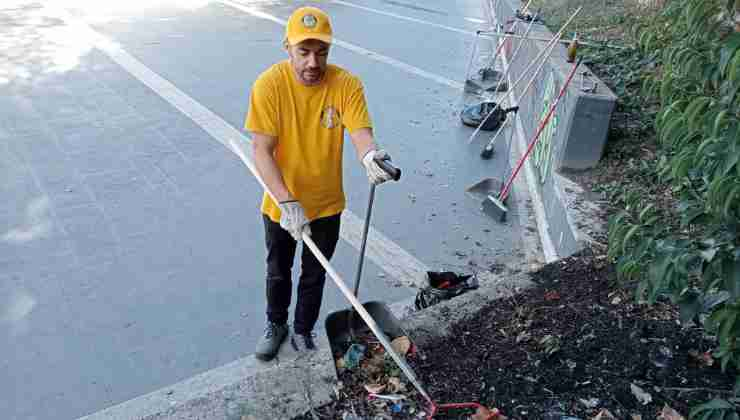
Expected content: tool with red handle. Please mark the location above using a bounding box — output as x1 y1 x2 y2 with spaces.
486 57 584 222
430 402 502 419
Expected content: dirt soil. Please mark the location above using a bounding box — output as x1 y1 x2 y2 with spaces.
294 252 735 419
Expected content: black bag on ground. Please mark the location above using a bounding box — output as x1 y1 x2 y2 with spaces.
460 102 519 131
414 271 479 310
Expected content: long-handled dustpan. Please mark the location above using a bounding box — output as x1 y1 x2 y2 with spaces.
325 158 405 359
230 125 503 418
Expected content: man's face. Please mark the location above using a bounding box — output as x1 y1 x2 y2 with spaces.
287 39 330 86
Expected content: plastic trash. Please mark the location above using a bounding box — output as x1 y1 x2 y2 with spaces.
343 343 366 370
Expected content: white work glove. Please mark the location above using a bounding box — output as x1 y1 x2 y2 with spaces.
278 200 312 241
361 149 393 185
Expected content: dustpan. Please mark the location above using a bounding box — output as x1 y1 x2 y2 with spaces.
466 178 510 221
323 161 409 374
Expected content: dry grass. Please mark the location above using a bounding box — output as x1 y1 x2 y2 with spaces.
524 0 660 42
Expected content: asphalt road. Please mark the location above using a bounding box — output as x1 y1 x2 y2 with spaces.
0 1 528 419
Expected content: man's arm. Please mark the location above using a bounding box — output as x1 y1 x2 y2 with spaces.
252 132 293 203
349 127 394 185
348 127 378 160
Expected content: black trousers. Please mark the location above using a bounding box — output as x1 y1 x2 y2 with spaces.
263 213 341 334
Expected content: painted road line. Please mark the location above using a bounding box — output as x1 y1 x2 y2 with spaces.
49 4 430 289
331 0 472 35
334 0 488 33
219 0 463 90
465 17 487 24
340 211 427 287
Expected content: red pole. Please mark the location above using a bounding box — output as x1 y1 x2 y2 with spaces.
498 57 583 202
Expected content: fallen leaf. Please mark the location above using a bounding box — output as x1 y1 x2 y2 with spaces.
630 383 652 406
688 350 714 367
592 409 617 420
387 377 405 393
471 406 504 420
391 336 411 355
335 357 346 370
658 404 686 420
362 355 384 376
471 407 491 420
579 397 600 408
364 383 386 394
544 290 560 301
369 353 386 368
631 415 642 420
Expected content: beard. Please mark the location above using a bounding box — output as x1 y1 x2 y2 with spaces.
301 68 323 84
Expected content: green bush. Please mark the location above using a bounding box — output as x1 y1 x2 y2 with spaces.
608 0 740 417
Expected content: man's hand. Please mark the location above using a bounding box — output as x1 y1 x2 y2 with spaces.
278 201 312 241
361 149 394 185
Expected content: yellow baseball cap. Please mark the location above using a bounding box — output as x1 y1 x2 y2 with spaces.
285 7 333 45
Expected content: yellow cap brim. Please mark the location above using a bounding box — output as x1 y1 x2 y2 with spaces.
287 34 332 45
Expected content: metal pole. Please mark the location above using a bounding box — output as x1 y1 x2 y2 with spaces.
466 6 583 144
353 184 375 296
480 21 568 151
498 58 584 202
463 31 480 84
491 9 540 91
479 30 626 49
464 9 541 144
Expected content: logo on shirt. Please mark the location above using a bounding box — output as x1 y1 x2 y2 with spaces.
320 106 341 129
302 14 317 28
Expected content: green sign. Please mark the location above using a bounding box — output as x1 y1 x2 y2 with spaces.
533 70 558 184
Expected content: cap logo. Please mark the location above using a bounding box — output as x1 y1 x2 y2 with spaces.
302 14 317 28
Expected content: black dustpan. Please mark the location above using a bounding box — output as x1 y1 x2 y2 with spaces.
322 160 408 373
325 301 406 352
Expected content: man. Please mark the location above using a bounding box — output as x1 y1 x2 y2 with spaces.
245 6 394 361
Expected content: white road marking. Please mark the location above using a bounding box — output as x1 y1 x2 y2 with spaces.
219 0 464 90
331 0 472 35
49 5 430 288
465 17 486 24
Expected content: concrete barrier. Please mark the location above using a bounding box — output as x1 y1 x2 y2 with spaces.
481 0 616 258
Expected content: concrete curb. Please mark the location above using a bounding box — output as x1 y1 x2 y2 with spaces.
77 337 336 420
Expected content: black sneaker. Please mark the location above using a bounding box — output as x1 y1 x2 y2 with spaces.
291 331 317 353
255 322 288 361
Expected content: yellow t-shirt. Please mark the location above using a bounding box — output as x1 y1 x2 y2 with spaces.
245 60 372 223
